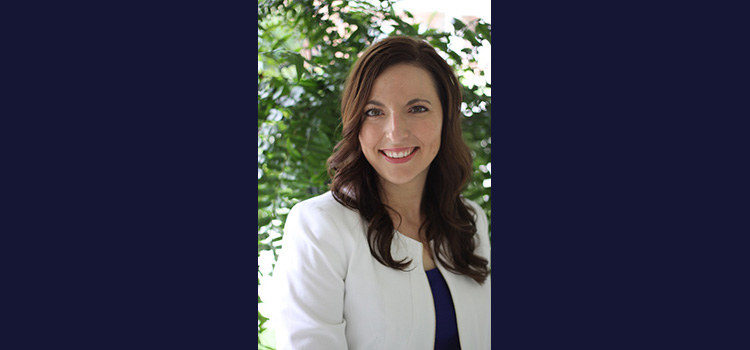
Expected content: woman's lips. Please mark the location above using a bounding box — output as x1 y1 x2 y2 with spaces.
379 147 419 163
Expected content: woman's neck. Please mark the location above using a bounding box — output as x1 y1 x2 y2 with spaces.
380 180 426 237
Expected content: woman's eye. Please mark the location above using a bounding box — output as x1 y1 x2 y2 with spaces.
410 106 428 113
364 109 382 117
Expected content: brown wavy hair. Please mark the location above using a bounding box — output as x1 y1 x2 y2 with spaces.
327 36 489 284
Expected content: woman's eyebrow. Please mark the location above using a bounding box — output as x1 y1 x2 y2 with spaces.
365 98 432 106
406 98 432 106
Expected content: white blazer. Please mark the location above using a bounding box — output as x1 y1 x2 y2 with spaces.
272 192 491 349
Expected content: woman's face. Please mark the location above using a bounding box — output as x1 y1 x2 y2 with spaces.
358 63 443 191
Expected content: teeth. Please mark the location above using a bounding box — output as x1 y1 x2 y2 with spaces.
383 148 414 159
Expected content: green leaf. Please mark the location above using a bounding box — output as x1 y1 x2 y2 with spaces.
429 38 449 52
286 138 302 160
448 51 462 64
476 21 491 43
452 18 466 32
463 30 480 46
258 214 272 228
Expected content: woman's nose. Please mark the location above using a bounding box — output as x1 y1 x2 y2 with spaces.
385 113 408 141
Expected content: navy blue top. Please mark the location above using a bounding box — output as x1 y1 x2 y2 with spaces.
426 268 461 350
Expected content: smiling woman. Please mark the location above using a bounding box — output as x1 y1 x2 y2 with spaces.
272 36 490 350
359 64 443 190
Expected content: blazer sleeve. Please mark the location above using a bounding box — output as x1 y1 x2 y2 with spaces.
465 198 491 267
272 201 349 350
477 202 491 268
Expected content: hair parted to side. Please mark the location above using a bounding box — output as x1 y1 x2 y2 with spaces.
327 36 489 284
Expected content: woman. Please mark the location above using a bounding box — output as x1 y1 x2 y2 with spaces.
273 36 490 349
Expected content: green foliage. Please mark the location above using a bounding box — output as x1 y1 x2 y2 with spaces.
258 1 490 347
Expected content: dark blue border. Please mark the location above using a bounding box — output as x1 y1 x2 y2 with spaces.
6 2 257 348
494 1 747 349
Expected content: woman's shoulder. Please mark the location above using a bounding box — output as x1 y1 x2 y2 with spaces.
290 191 355 215
287 191 363 233
460 195 491 260
460 196 487 217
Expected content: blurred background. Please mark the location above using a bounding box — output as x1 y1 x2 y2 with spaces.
258 0 490 348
